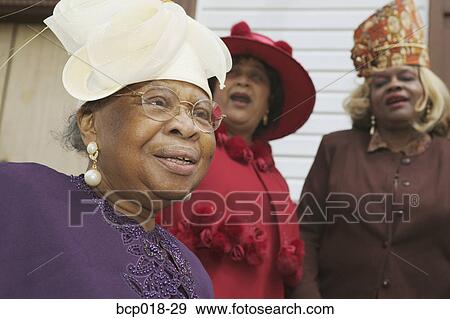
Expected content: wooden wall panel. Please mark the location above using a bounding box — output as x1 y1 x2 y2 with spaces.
175 0 197 17
0 23 15 161
0 0 57 23
0 24 87 174
200 0 427 10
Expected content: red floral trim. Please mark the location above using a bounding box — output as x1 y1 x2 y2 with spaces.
230 245 245 261
215 124 274 171
167 208 304 286
211 231 232 254
168 202 268 266
243 227 267 266
276 239 305 287
199 228 212 248
225 137 254 162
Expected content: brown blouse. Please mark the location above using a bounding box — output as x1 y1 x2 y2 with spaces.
293 129 450 298
367 130 432 156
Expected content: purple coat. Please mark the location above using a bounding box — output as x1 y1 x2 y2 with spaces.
0 162 213 298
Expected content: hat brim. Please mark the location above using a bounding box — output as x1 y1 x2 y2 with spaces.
222 36 316 141
63 47 123 101
63 45 214 101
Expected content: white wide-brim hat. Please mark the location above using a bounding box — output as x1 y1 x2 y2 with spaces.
45 0 232 101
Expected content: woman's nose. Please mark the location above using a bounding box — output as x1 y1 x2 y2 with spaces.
386 76 403 91
236 74 250 87
164 105 200 140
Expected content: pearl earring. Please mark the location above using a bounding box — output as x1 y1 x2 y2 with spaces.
84 141 102 187
263 113 269 126
370 115 376 136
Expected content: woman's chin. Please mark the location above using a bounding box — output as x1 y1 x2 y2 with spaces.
152 189 190 202
140 160 207 202
224 113 252 126
382 116 415 130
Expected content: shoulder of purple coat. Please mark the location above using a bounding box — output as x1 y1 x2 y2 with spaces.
0 162 72 215
0 162 67 183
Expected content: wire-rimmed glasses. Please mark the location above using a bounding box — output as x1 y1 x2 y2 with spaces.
114 85 225 133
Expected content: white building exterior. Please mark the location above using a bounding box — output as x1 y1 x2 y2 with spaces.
195 0 430 200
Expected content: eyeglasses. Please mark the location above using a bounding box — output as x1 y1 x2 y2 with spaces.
114 85 225 133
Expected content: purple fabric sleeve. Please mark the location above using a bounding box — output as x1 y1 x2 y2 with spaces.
0 162 213 299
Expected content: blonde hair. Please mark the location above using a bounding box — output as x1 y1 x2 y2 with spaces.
344 67 450 137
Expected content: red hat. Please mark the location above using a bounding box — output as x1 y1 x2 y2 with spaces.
221 21 316 141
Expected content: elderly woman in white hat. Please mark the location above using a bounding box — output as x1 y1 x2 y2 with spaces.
0 0 231 298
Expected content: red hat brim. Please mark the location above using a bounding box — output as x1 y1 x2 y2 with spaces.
222 36 316 141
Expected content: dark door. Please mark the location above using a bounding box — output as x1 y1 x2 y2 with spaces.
429 0 450 87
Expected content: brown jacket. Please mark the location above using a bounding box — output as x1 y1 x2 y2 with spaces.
294 129 450 298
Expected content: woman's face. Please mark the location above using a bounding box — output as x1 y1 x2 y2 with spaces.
82 80 216 204
213 57 270 138
370 66 424 130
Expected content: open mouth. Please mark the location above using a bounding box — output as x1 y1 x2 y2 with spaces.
155 156 195 165
230 92 252 107
153 147 199 176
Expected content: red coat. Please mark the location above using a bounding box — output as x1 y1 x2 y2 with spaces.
160 127 304 298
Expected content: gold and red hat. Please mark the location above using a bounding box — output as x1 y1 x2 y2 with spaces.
351 0 430 77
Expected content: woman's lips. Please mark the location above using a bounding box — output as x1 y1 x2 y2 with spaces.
388 101 409 109
153 145 199 176
154 156 196 176
384 94 410 109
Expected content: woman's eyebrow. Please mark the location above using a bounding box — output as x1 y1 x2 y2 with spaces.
398 69 417 76
177 90 208 103
372 74 389 80
250 64 266 73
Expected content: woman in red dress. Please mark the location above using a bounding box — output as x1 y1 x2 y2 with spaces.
160 21 316 298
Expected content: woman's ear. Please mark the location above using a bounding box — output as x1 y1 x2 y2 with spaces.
77 109 97 147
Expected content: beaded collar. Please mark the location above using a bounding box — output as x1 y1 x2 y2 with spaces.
70 175 199 299
215 124 275 171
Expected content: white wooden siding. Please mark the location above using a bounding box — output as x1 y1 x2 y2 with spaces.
196 0 430 201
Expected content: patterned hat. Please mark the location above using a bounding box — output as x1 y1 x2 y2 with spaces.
351 0 430 77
